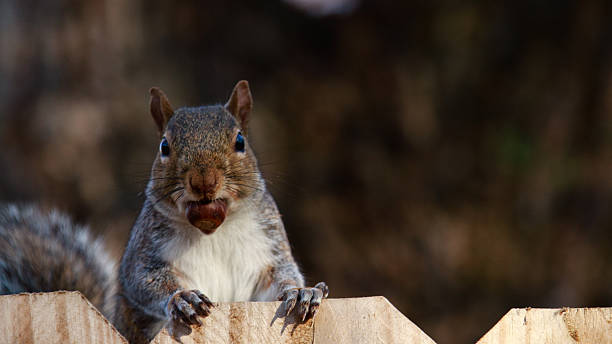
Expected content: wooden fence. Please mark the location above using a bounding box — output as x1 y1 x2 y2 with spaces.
1 292 610 343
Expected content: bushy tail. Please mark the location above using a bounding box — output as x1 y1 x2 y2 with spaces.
0 204 117 319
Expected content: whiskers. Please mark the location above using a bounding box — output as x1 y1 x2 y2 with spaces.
149 181 186 206
223 161 265 197
227 159 305 200
173 189 186 204
144 158 275 206
125 167 185 199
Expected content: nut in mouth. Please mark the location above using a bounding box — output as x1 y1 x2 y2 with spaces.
185 198 228 234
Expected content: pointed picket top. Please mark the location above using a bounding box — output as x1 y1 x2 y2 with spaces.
477 307 612 344
0 291 127 344
153 296 436 344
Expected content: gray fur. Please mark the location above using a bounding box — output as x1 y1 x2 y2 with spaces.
0 204 117 319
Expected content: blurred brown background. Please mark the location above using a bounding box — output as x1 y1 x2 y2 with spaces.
1 1 612 343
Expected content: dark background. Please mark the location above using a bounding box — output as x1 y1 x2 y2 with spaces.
2 1 612 342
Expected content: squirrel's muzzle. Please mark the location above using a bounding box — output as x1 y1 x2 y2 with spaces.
188 170 221 200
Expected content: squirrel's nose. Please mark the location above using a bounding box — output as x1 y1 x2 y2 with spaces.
188 171 218 199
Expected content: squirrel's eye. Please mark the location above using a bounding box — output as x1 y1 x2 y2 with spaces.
160 137 170 157
235 132 245 152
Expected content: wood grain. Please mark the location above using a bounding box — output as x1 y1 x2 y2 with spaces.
152 296 436 344
5 292 611 344
477 307 612 344
0 291 126 344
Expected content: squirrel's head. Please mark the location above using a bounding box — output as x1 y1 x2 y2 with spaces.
146 81 263 235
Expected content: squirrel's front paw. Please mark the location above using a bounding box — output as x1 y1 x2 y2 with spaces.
167 289 214 327
280 282 329 321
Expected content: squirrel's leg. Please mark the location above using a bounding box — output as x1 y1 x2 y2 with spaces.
117 232 213 342
253 242 329 321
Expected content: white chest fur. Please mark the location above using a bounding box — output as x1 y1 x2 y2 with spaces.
163 206 276 302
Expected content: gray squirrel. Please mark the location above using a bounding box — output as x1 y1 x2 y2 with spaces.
0 81 329 343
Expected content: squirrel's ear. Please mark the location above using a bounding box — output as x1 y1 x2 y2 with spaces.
149 87 174 136
224 80 253 135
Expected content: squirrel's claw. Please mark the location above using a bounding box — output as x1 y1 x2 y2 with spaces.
281 282 329 321
167 289 213 328
186 290 214 317
314 282 329 298
166 289 213 341
297 288 313 321
282 289 299 316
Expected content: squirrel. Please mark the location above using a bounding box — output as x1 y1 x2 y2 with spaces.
0 80 329 343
